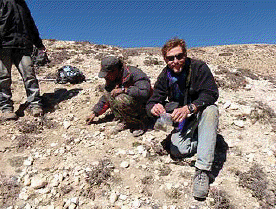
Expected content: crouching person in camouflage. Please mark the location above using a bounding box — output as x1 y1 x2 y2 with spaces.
86 56 152 137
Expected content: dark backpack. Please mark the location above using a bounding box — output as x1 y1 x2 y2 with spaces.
56 65 86 84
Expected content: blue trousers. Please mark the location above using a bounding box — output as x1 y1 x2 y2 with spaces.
170 105 219 171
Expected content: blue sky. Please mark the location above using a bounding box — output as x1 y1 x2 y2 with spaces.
27 0 276 48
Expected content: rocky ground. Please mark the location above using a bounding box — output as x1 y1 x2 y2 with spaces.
0 40 275 209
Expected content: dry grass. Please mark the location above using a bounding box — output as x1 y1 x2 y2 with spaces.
236 164 276 208
209 187 235 209
85 159 115 187
0 174 21 208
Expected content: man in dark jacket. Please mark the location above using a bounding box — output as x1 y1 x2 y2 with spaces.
146 38 219 200
86 56 152 137
0 0 46 120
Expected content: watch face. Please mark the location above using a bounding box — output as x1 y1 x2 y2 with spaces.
189 104 194 113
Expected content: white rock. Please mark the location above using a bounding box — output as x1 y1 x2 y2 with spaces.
137 145 145 154
142 150 149 158
24 203 31 209
128 150 135 155
24 157 33 166
223 101 231 109
31 176 48 189
23 175 31 186
50 143 58 147
119 194 128 201
38 187 51 194
120 161 130 168
19 191 30 200
68 204 76 209
247 153 255 162
131 199 141 208
63 120 71 129
241 107 252 115
229 103 239 110
109 192 119 204
233 120 244 128
70 197 79 204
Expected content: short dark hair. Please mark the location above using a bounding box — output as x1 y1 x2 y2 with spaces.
161 38 187 59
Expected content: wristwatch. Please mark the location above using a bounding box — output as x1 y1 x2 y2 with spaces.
188 103 196 114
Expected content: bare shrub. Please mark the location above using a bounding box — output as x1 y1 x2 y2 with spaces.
165 187 182 199
16 119 43 134
94 53 107 61
141 175 154 185
209 187 235 209
215 67 248 90
47 49 71 67
237 164 276 207
85 159 114 186
15 134 37 149
94 44 108 50
0 174 21 207
59 185 73 195
122 49 140 57
157 165 171 176
219 52 233 56
250 101 276 124
143 57 163 66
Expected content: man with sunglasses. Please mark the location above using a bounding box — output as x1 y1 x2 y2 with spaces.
146 38 219 200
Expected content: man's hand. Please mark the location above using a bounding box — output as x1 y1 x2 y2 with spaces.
86 113 96 125
171 105 189 123
111 88 124 97
151 103 166 116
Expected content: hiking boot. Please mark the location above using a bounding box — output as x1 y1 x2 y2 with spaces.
111 121 127 135
193 168 210 201
31 106 43 117
1 110 18 121
132 129 145 137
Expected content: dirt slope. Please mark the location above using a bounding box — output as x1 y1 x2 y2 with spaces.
0 40 275 209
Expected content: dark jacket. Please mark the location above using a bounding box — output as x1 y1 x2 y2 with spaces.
93 65 151 116
146 57 219 117
0 0 44 49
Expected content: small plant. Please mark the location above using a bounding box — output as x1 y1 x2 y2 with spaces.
209 187 234 209
132 141 142 147
15 134 37 149
165 187 182 199
236 164 276 207
141 175 153 185
249 101 276 124
85 158 114 186
143 57 163 66
16 119 42 134
157 165 172 176
0 174 21 207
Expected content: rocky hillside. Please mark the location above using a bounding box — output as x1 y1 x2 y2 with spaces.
0 40 275 209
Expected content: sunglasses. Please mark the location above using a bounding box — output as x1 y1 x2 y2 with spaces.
166 53 184 61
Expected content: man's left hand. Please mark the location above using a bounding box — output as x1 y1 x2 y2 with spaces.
111 88 124 97
171 105 190 123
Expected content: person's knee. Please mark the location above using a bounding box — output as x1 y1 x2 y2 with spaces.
202 105 219 119
114 93 133 106
170 136 197 158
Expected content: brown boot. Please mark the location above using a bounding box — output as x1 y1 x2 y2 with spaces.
1 110 18 121
111 121 127 135
31 106 43 117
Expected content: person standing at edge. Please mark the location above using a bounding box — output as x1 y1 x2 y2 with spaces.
0 0 46 120
86 56 152 137
146 38 219 200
